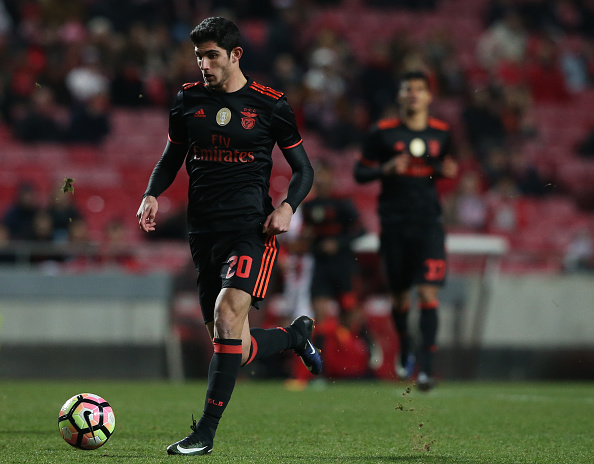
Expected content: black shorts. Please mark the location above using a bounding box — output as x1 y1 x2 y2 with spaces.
189 229 278 323
310 252 355 299
380 222 446 293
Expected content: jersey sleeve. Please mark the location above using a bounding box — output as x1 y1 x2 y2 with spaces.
361 125 383 163
429 130 454 178
281 143 314 212
270 97 303 150
167 90 188 147
143 91 188 199
354 125 384 183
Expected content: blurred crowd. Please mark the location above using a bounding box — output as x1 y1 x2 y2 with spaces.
1 0 594 383
1 0 594 270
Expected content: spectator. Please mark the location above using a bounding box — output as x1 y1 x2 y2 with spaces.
462 87 507 157
560 36 590 93
48 187 82 243
477 9 527 71
564 226 594 272
444 171 488 231
31 210 54 242
64 48 110 104
2 183 42 240
423 28 466 96
359 39 399 116
483 145 511 187
509 152 549 197
66 92 111 144
499 85 538 143
524 36 570 103
485 174 523 233
12 87 67 143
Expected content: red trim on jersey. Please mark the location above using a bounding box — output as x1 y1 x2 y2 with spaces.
245 335 258 365
251 81 283 98
183 81 205 90
281 139 303 150
213 341 243 354
420 301 439 310
168 134 184 145
377 118 401 130
253 235 278 298
358 156 378 167
428 117 450 131
250 82 283 100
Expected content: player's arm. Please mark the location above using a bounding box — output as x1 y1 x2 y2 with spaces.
428 132 458 179
354 126 407 182
137 90 188 233
137 140 187 232
264 142 314 235
264 97 314 235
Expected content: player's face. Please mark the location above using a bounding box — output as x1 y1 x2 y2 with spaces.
398 78 432 114
194 41 237 90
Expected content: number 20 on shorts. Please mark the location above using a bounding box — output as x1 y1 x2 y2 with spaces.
226 255 253 278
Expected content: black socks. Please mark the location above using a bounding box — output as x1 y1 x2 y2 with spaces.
392 302 439 376
196 338 242 442
243 326 299 366
391 306 411 367
419 303 438 376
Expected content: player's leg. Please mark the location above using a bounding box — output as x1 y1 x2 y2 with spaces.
227 232 320 373
414 224 447 391
389 289 415 379
167 287 251 456
416 284 440 390
243 316 303 367
380 226 414 379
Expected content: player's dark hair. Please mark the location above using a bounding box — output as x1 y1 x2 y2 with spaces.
190 17 241 56
398 71 430 89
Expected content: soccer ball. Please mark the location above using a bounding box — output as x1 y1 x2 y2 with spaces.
58 393 116 450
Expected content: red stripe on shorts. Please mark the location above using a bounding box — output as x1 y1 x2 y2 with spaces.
253 235 278 298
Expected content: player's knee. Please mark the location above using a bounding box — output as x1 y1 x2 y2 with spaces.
417 286 439 305
213 305 241 338
390 292 410 312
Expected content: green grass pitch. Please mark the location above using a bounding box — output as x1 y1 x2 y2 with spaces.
0 379 592 463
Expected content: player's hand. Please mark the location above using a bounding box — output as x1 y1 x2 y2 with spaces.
383 154 409 176
263 202 293 236
441 157 458 179
137 195 158 233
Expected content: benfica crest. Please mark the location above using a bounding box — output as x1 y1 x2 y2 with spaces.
241 110 257 130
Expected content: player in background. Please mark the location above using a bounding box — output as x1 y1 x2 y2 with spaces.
136 17 321 455
353 71 458 391
300 161 370 379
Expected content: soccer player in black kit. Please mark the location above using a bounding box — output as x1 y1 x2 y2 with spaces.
354 71 458 391
136 17 321 455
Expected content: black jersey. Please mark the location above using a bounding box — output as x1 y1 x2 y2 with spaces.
167 78 303 233
301 196 362 257
359 117 452 226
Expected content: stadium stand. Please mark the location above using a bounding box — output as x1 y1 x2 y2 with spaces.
1 0 593 274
